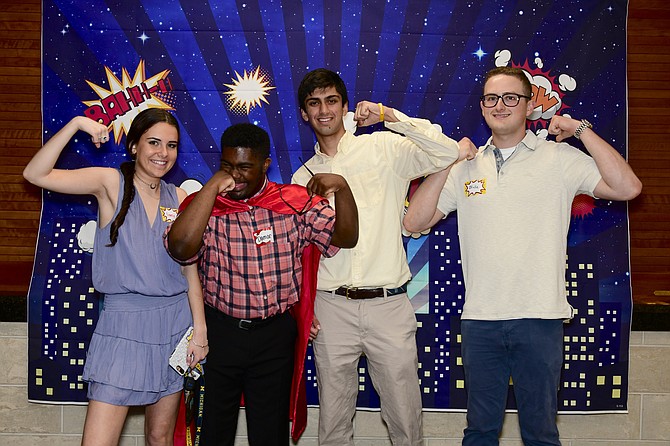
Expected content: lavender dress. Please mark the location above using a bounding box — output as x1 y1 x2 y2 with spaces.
82 171 191 405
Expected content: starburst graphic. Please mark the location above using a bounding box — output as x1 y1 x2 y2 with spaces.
224 66 275 115
571 194 596 219
83 60 174 143
515 60 570 129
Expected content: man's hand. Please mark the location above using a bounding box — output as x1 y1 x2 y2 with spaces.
209 170 236 195
306 173 347 198
353 101 397 127
547 115 581 142
309 316 321 340
73 116 110 148
457 137 477 161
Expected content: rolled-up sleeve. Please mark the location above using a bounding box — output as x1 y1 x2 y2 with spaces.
301 201 339 258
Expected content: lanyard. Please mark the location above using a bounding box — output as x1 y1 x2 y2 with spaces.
185 374 205 446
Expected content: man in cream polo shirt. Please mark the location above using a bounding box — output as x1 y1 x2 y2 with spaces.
404 66 641 445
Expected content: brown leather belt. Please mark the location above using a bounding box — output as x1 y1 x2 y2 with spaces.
334 283 408 300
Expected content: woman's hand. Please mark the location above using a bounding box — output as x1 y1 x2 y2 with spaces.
186 333 209 368
72 116 111 148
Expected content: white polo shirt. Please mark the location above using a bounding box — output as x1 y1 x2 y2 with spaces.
438 130 602 320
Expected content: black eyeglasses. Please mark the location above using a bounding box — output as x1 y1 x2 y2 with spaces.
281 157 317 215
480 92 532 108
299 156 315 177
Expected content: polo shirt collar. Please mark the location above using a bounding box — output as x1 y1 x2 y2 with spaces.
483 129 538 153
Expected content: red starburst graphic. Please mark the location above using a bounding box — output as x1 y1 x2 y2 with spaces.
514 60 571 130
571 194 596 219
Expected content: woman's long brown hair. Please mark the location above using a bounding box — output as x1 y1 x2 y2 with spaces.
107 109 179 246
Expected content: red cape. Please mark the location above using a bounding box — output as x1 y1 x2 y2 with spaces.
178 180 324 217
174 181 325 443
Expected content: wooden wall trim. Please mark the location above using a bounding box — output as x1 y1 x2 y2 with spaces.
627 0 670 309
0 1 43 291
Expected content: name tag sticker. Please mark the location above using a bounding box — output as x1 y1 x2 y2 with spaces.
254 227 274 245
161 207 179 222
464 179 486 197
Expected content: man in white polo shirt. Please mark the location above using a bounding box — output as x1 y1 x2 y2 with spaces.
403 66 641 445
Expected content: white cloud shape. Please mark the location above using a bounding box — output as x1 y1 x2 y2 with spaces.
494 49 512 67
343 111 357 133
77 220 97 253
529 74 563 121
180 179 203 195
558 74 577 92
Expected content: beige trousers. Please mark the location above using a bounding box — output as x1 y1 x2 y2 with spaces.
312 289 424 446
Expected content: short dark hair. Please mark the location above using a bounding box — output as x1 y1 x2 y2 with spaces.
483 67 533 98
126 108 179 157
298 68 348 111
220 123 271 160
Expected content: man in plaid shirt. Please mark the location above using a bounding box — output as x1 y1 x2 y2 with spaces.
166 123 358 445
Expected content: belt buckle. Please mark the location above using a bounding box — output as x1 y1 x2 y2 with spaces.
346 287 358 299
238 319 253 330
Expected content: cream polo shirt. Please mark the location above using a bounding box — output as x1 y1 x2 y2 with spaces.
292 110 460 290
437 130 603 320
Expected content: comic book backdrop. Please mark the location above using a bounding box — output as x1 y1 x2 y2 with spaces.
30 0 631 413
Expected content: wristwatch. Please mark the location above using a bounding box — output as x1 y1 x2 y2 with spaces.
574 119 593 140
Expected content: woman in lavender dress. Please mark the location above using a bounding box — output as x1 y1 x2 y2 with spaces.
23 109 208 446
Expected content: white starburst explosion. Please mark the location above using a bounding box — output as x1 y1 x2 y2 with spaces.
224 66 276 114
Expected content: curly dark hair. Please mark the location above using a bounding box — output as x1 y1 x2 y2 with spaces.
220 122 270 160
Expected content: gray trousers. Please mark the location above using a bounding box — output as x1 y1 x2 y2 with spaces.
312 289 424 446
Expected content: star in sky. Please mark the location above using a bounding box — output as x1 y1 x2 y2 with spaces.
473 45 486 60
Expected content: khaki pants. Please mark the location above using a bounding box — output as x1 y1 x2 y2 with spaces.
313 289 424 446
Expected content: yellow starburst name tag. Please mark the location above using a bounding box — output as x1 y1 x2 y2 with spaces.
161 207 178 222
464 179 486 197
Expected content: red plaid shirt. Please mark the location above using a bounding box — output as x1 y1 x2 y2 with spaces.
169 199 338 319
